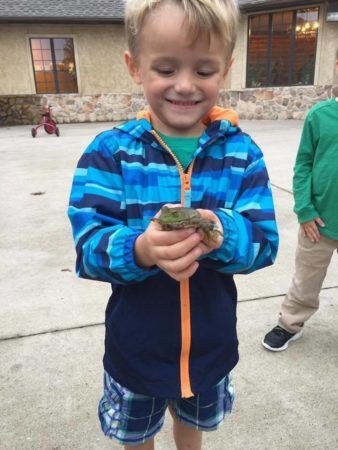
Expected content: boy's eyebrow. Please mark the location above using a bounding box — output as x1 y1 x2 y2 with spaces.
151 56 221 66
196 58 222 66
150 57 176 64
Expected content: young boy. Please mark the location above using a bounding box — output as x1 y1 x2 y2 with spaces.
68 0 278 448
262 90 338 352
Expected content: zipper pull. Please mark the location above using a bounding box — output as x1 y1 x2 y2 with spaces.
183 174 192 207
183 174 191 191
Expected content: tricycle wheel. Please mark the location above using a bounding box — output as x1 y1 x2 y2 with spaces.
31 128 37 138
55 127 60 137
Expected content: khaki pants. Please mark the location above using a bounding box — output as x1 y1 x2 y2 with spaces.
278 229 338 333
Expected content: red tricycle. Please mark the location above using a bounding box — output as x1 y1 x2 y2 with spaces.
31 105 60 137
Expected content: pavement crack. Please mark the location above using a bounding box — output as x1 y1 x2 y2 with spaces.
239 285 338 303
1 286 337 343
271 183 293 195
0 322 104 342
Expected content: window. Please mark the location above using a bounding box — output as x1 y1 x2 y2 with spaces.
246 8 319 87
30 38 78 93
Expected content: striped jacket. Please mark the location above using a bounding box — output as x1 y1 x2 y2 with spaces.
68 107 279 398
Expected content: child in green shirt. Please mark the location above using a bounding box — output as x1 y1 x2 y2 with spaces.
263 90 338 352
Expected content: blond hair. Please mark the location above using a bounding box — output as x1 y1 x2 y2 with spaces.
125 0 239 61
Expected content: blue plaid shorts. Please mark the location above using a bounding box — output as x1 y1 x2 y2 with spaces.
98 371 235 446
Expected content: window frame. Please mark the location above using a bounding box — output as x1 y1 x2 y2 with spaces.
28 36 79 94
246 6 320 88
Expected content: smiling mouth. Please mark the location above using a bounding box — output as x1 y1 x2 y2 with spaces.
166 99 201 106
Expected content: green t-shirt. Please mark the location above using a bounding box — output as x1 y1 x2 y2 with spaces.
156 131 200 171
293 99 338 239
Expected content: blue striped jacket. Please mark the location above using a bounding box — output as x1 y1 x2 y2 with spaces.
68 109 278 398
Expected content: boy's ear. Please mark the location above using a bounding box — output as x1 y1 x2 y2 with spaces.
124 51 142 85
222 57 234 80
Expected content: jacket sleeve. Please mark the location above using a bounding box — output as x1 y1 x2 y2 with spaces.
292 112 319 223
201 139 279 274
68 134 159 285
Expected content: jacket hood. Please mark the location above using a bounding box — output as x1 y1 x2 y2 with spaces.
136 106 239 127
115 106 239 143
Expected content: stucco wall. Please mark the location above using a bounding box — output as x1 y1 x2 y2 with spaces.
0 5 336 98
316 12 338 85
0 23 137 96
0 24 33 95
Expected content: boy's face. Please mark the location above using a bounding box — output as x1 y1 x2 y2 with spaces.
125 3 231 137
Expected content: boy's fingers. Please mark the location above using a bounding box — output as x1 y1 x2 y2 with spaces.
156 231 201 258
196 208 214 219
303 222 319 242
311 223 320 241
151 224 197 245
315 217 325 227
306 228 317 242
160 244 202 272
166 261 199 282
308 232 318 243
197 241 211 255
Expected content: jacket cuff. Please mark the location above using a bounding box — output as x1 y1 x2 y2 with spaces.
207 209 238 262
295 206 320 224
117 230 160 282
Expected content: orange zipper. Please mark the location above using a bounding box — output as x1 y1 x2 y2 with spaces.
151 130 194 398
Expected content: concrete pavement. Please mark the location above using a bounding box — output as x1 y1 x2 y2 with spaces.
0 120 337 449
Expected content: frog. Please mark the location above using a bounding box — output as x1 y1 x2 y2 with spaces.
151 206 223 241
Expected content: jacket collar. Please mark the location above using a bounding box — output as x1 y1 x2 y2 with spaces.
115 106 239 147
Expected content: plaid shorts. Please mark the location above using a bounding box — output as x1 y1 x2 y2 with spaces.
98 370 235 446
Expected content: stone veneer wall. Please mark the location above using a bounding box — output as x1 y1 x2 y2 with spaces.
0 85 336 126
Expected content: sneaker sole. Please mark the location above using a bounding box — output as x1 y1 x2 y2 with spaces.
261 329 303 352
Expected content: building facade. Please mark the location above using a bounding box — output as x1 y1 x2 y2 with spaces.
0 0 337 124
230 0 338 118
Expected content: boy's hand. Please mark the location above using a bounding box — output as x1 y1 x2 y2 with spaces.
301 217 325 243
195 208 224 254
135 206 203 281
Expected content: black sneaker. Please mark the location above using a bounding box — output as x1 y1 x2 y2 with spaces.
262 325 303 352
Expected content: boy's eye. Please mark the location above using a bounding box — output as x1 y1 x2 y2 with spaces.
155 68 175 76
197 71 215 78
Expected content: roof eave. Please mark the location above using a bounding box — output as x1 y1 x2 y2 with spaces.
240 1 321 13
0 16 124 24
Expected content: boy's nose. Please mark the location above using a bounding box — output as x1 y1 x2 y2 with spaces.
174 73 196 95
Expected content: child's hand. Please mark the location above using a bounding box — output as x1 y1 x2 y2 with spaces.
134 207 203 281
301 217 325 243
191 209 223 255
195 208 224 254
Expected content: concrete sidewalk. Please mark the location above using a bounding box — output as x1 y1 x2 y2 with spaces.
0 121 337 449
